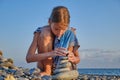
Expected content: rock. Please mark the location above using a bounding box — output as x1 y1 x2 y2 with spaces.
29 68 40 75
4 74 16 80
118 78 120 80
59 56 68 60
14 69 24 76
7 58 14 64
59 60 69 64
0 61 13 68
17 77 29 80
83 75 89 80
0 58 7 63
0 76 4 80
52 70 79 80
53 67 70 74
41 75 51 80
0 50 3 56
0 50 3 63
56 62 71 69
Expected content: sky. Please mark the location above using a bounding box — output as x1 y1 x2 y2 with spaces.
0 0 120 68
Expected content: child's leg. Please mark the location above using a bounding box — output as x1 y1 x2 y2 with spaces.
37 28 53 76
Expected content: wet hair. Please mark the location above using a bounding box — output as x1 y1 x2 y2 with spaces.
49 6 70 27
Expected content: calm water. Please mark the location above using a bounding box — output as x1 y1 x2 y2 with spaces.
78 68 120 76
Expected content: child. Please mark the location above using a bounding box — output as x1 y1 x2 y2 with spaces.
26 6 80 76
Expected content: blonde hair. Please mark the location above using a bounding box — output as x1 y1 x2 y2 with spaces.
49 6 70 28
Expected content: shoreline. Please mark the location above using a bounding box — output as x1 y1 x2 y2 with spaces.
78 74 120 80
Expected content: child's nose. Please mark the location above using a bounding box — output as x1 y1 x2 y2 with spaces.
57 30 64 36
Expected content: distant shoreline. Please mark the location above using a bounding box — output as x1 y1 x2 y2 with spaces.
78 74 120 80
78 68 120 77
78 68 120 69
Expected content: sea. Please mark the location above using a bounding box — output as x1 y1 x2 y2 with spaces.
78 68 120 76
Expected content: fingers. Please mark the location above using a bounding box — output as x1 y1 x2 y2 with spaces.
56 51 66 56
55 47 66 52
54 48 67 56
52 49 76 63
68 51 75 62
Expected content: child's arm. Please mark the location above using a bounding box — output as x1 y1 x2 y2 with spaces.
26 32 58 63
68 47 80 64
67 27 80 64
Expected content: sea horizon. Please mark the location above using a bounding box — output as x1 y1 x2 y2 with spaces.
78 68 120 76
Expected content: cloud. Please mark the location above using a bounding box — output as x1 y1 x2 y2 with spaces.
78 49 120 68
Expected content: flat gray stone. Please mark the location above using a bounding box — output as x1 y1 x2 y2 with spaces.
52 70 79 80
53 68 70 74
56 62 72 69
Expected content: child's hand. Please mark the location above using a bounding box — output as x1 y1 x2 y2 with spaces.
67 51 76 63
53 48 67 56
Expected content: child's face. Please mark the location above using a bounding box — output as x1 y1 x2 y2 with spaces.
50 23 67 38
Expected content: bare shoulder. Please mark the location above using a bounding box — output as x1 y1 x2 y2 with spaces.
42 25 51 32
70 27 76 35
34 32 40 39
41 25 52 36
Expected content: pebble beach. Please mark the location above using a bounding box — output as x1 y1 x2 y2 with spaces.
0 50 120 80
